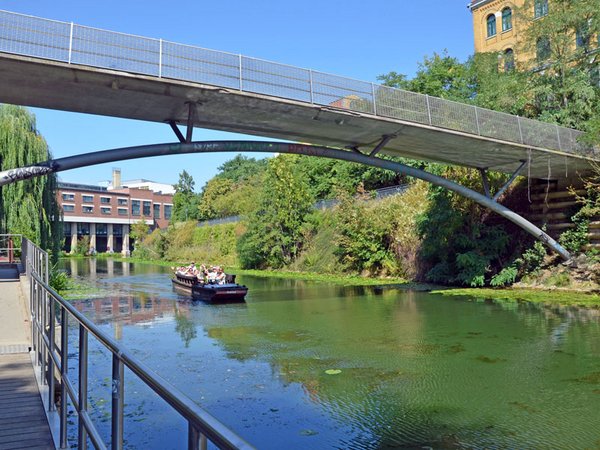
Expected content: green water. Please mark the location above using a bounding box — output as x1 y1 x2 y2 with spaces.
62 258 600 449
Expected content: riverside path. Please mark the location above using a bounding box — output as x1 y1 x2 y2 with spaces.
0 264 54 450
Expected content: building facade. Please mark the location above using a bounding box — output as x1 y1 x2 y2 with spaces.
58 173 173 255
470 0 597 69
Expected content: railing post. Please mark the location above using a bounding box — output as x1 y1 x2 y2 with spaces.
239 54 243 91
111 354 124 450
371 83 377 116
188 422 201 450
425 94 432 126
159 39 163 78
309 69 314 104
48 294 56 411
60 307 68 449
517 116 524 144
68 22 74 64
78 325 89 450
41 286 47 384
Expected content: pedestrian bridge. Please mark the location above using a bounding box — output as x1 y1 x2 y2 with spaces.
0 10 598 180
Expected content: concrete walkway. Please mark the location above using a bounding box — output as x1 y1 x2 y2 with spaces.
0 265 54 450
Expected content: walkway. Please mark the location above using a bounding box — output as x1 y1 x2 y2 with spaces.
0 265 54 450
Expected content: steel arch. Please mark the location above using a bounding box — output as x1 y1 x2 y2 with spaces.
0 140 571 260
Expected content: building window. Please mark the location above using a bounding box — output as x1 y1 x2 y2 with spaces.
100 197 111 204
504 48 515 72
118 198 128 206
576 22 590 49
82 195 94 203
83 206 93 214
63 222 72 236
62 193 74 201
101 207 111 215
143 201 151 216
118 208 128 216
77 223 90 235
153 203 161 219
502 8 512 32
536 37 551 61
487 14 497 38
164 204 172 220
534 0 548 18
131 200 140 216
113 224 123 236
62 204 75 212
96 224 107 236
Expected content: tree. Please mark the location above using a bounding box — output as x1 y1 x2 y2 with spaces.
516 0 600 129
0 105 62 258
216 154 268 183
171 170 200 222
238 155 314 269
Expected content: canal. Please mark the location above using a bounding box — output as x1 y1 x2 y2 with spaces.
61 258 600 449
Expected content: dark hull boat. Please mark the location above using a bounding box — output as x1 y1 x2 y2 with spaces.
171 272 248 302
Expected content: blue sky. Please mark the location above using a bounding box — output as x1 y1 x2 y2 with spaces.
3 1 475 190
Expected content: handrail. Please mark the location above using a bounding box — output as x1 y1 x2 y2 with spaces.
21 236 254 450
0 9 594 157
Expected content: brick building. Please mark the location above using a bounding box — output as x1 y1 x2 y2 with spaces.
58 170 173 255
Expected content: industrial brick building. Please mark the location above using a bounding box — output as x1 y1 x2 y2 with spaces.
58 169 173 254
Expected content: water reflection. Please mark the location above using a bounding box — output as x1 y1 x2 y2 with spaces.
60 258 600 450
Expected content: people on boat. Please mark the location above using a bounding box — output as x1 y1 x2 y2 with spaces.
215 266 226 285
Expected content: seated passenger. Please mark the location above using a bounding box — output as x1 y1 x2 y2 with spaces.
207 267 218 284
215 267 226 285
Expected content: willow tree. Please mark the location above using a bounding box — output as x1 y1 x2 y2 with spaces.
0 105 62 257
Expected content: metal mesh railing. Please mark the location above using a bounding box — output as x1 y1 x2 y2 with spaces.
21 236 253 450
0 9 594 156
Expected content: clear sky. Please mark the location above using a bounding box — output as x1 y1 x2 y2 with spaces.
3 1 475 190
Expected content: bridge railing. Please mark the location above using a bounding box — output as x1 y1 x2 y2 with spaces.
0 9 593 157
20 236 254 450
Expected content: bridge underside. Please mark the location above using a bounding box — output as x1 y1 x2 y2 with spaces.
0 53 596 180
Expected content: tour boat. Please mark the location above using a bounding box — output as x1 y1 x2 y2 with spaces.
171 271 248 302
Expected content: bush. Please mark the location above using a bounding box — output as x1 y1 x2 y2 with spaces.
50 267 70 293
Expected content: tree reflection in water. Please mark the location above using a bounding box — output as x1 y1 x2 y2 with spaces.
174 304 197 347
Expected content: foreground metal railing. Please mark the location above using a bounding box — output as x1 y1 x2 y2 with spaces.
22 237 253 450
0 9 592 156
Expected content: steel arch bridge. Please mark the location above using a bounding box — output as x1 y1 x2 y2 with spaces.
0 140 572 260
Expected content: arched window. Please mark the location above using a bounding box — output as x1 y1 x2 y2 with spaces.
534 0 548 18
487 14 497 38
504 48 515 72
502 8 512 32
536 37 551 61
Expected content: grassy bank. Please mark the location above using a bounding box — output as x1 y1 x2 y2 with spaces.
433 288 600 307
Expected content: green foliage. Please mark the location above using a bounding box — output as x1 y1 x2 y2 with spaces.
238 155 314 269
331 182 429 277
0 105 62 253
490 266 519 287
74 236 90 256
417 181 512 286
333 190 394 275
49 266 70 293
517 241 547 275
216 154 268 183
172 170 200 222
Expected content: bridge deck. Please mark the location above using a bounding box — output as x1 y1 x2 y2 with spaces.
0 267 54 450
0 10 598 180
